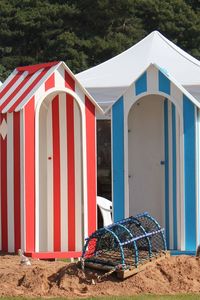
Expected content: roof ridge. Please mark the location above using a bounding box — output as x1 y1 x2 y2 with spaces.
76 32 156 77
157 31 200 68
147 31 158 66
16 61 60 74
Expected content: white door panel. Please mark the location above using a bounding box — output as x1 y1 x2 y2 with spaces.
128 95 165 227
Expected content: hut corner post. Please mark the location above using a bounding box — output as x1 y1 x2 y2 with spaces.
112 97 125 222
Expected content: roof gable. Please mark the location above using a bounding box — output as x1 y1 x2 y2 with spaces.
0 61 102 113
108 63 200 114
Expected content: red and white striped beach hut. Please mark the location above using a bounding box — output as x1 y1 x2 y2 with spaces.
0 61 102 258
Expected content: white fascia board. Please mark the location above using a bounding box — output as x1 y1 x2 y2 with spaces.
60 62 104 115
154 63 200 109
106 62 200 115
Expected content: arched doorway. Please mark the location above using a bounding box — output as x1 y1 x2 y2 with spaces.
128 94 180 248
37 92 83 252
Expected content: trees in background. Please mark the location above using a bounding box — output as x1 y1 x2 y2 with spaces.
0 0 199 81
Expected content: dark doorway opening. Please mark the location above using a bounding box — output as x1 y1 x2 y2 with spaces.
97 120 112 201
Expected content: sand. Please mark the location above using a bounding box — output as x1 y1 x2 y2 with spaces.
0 254 200 297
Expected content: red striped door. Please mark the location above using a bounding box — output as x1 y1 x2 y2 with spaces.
38 93 83 252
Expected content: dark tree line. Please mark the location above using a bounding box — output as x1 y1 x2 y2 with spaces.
0 0 200 81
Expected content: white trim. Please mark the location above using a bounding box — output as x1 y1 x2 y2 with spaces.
179 105 185 250
59 94 68 252
106 63 200 114
168 102 173 249
35 87 87 113
170 84 185 250
14 64 61 112
195 107 199 247
155 63 200 109
176 109 181 250
124 92 184 130
20 110 25 251
55 65 65 89
124 86 134 218
111 108 114 219
147 64 158 93
1 62 102 114
123 90 184 250
46 100 54 252
0 117 1 250
74 100 83 250
2 69 44 113
0 71 28 105
7 112 14 252
75 84 88 238
0 69 18 94
33 78 45 109
94 106 98 229
124 115 129 218
35 86 87 245
60 61 103 114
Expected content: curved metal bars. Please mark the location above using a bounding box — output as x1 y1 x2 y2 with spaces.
104 227 125 266
82 226 126 266
82 212 167 269
125 216 152 258
112 223 139 266
140 213 167 251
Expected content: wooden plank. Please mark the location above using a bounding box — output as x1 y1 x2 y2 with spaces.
25 251 82 259
117 252 170 279
84 261 115 271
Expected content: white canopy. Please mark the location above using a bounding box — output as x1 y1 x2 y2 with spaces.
76 31 200 107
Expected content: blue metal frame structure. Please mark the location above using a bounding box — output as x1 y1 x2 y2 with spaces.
82 212 167 270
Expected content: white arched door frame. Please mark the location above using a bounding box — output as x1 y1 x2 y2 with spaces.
35 87 87 252
123 91 184 250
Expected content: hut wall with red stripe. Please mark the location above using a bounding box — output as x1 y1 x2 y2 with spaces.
0 63 97 256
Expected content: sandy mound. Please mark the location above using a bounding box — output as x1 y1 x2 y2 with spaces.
0 255 200 297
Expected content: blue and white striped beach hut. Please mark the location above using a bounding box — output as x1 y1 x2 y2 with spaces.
77 31 200 252
110 63 200 252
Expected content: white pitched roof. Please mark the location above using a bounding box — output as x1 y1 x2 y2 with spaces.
76 31 200 105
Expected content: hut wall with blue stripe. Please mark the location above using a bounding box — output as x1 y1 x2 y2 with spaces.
111 64 199 251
